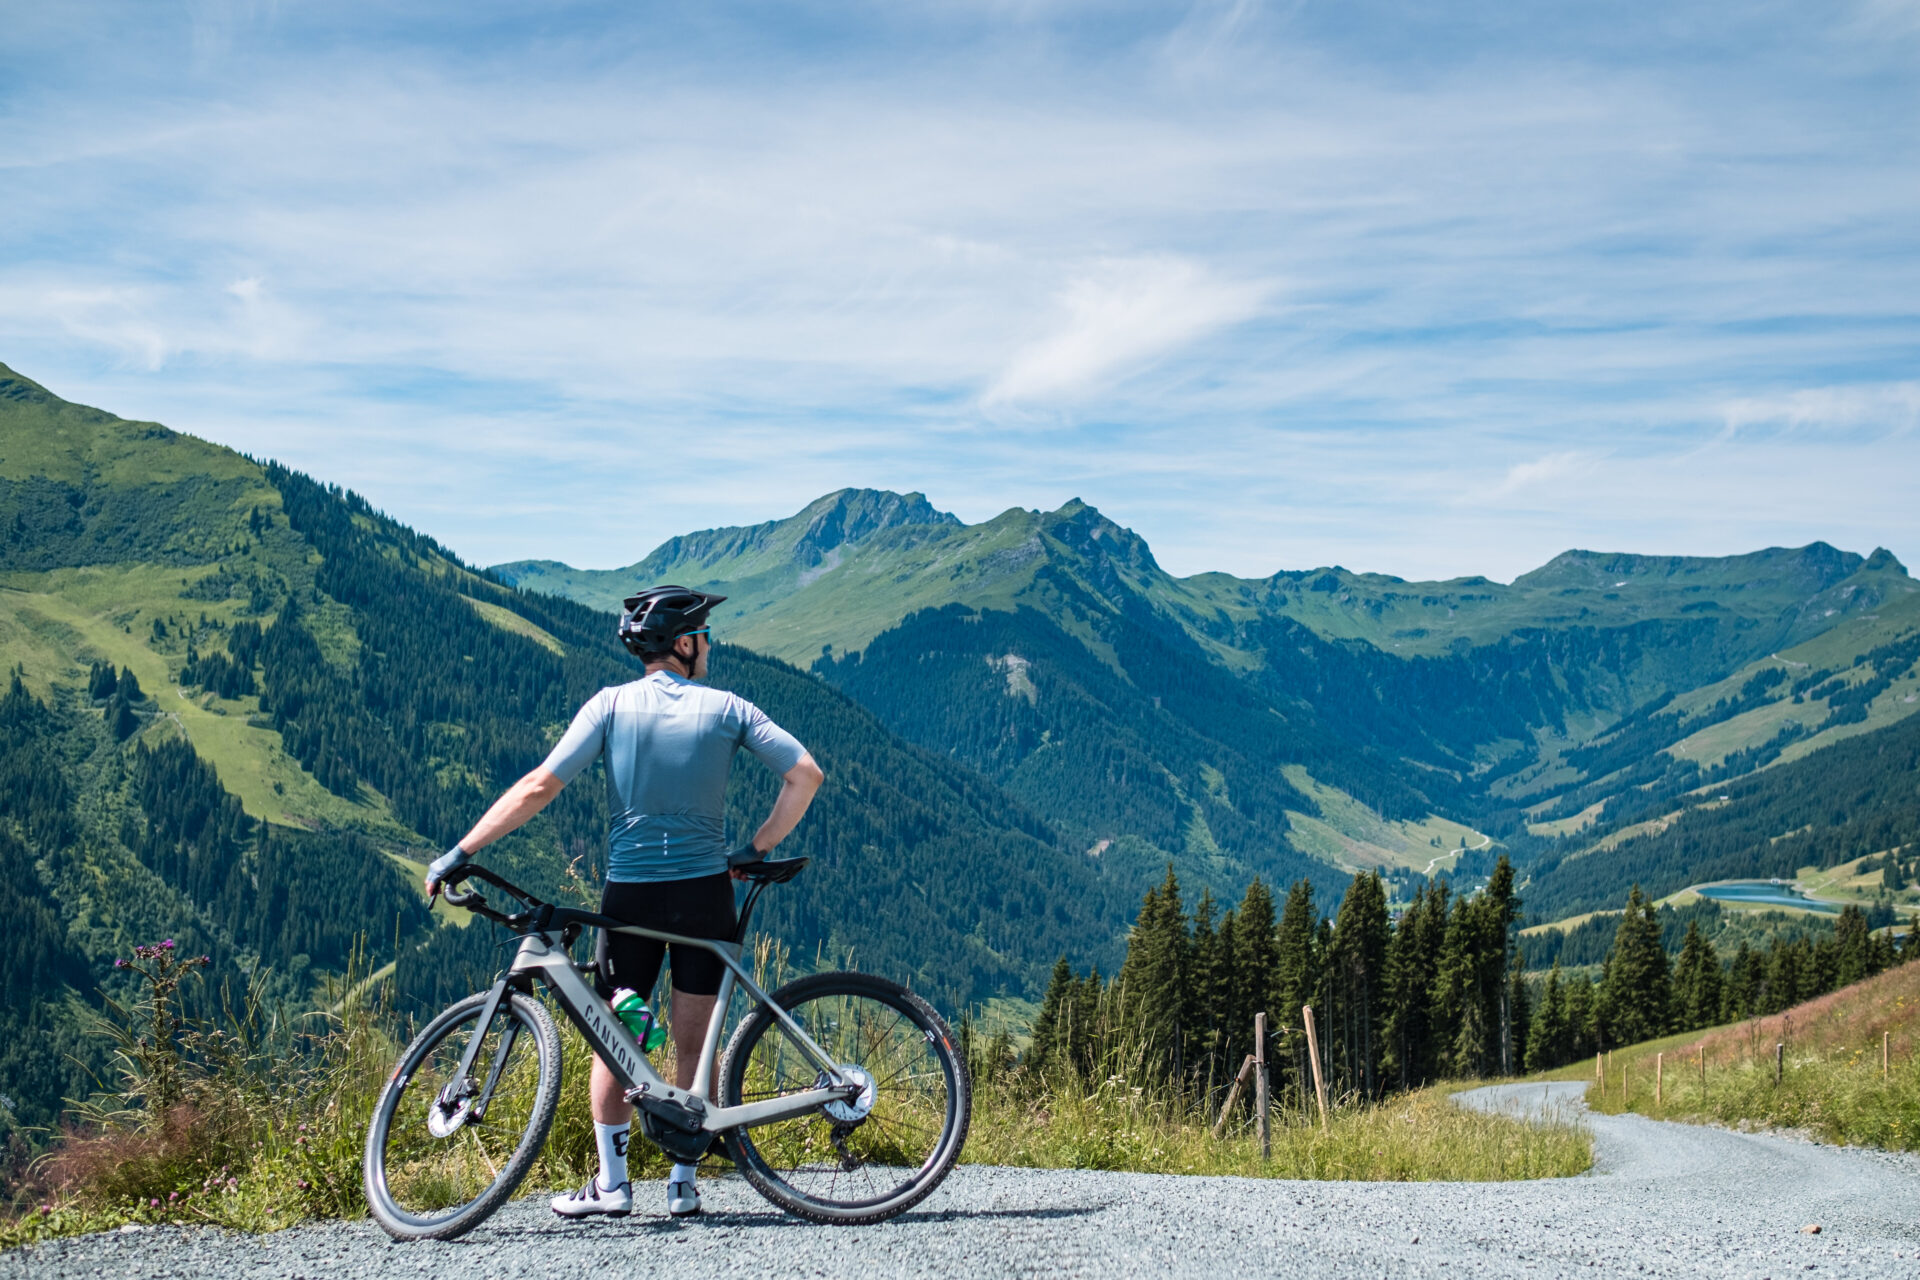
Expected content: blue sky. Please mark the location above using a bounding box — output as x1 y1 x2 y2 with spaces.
4 0 1918 582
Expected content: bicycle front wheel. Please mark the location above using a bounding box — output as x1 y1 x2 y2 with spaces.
719 971 970 1224
363 989 561 1241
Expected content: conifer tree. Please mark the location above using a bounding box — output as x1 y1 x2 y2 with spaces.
1723 940 1761 1019
1188 889 1231 1090
1504 950 1531 1075
1599 885 1671 1045
1433 893 1483 1075
1231 878 1277 1023
1027 957 1076 1078
1834 905 1873 987
1524 962 1569 1071
1670 920 1722 1031
1327 872 1390 1096
1382 880 1447 1088
1069 967 1101 1077
87 661 117 700
1230 878 1277 1083
1114 866 1191 1082
1271 879 1319 1097
1563 972 1597 1059
1209 906 1241 1072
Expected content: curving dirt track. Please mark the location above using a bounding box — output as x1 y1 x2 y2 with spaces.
8 1081 1919 1278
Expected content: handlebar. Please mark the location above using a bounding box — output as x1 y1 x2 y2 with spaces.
435 857 809 943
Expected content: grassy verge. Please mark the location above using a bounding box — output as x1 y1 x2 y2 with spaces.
1540 962 1920 1149
4 953 1588 1250
961 1074 1589 1182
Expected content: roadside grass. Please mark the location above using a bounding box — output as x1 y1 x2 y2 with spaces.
4 949 1589 1250
961 1073 1590 1183
0 956 643 1251
1539 962 1920 1149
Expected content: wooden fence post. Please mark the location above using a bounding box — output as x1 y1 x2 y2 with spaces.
1595 1052 1603 1084
1775 1042 1784 1085
1655 1052 1663 1107
1211 1054 1256 1140
1254 1012 1270 1161
1301 1005 1329 1132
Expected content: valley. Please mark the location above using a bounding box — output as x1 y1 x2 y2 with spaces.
5 357 1920 1141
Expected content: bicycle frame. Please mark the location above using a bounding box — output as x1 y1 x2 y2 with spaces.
444 918 858 1141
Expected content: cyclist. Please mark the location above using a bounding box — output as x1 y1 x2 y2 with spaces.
424 585 824 1220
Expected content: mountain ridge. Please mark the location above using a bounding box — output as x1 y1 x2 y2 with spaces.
493 483 1920 935
493 488 1909 673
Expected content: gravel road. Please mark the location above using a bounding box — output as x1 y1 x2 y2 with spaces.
10 1082 1920 1278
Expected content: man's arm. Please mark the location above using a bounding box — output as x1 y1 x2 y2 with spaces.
424 766 566 893
741 752 824 861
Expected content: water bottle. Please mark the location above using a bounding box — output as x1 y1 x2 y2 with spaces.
611 987 669 1052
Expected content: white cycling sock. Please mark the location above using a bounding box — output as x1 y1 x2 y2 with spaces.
670 1161 698 1186
594 1122 631 1189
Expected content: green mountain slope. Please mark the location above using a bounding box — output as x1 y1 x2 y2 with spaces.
0 364 1141 1137
495 491 1904 679
502 488 1920 924
1522 701 1920 920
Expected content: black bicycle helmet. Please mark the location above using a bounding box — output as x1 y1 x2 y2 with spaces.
617 584 727 657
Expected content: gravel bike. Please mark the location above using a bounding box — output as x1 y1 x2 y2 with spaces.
362 859 970 1240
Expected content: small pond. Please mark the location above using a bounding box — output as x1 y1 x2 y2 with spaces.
1692 880 1841 914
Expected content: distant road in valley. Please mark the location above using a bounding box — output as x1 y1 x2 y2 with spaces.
11 1083 1918 1278
1426 833 1492 877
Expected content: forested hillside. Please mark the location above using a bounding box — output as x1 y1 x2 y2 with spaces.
1523 705 1920 918
0 363 1134 1138
505 486 1920 923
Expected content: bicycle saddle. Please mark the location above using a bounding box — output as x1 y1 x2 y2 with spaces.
734 856 809 884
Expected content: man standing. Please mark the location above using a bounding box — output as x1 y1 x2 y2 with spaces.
424 585 824 1219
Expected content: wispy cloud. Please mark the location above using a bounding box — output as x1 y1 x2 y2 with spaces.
1719 383 1920 441
1489 451 1592 500
985 257 1268 407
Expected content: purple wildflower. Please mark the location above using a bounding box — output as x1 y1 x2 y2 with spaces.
113 959 127 968
160 939 175 950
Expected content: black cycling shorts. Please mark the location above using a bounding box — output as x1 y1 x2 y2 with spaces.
594 872 738 999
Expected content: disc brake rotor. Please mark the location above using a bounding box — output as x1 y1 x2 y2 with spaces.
427 1084 477 1138
821 1064 876 1124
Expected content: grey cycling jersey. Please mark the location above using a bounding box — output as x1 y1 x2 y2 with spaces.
540 670 807 883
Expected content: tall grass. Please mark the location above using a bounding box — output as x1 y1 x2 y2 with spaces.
1552 962 1920 1149
963 1070 1591 1181
5 939 1588 1250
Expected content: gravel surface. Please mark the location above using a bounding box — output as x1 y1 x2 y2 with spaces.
10 1082 1920 1278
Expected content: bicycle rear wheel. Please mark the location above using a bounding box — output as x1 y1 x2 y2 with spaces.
363 989 561 1241
719 971 970 1224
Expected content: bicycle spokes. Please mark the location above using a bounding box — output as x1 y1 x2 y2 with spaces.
380 1004 545 1219
732 986 956 1206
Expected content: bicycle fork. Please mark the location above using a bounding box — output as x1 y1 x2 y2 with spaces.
431 978 525 1136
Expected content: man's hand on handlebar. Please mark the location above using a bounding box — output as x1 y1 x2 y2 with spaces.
424 844 471 899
